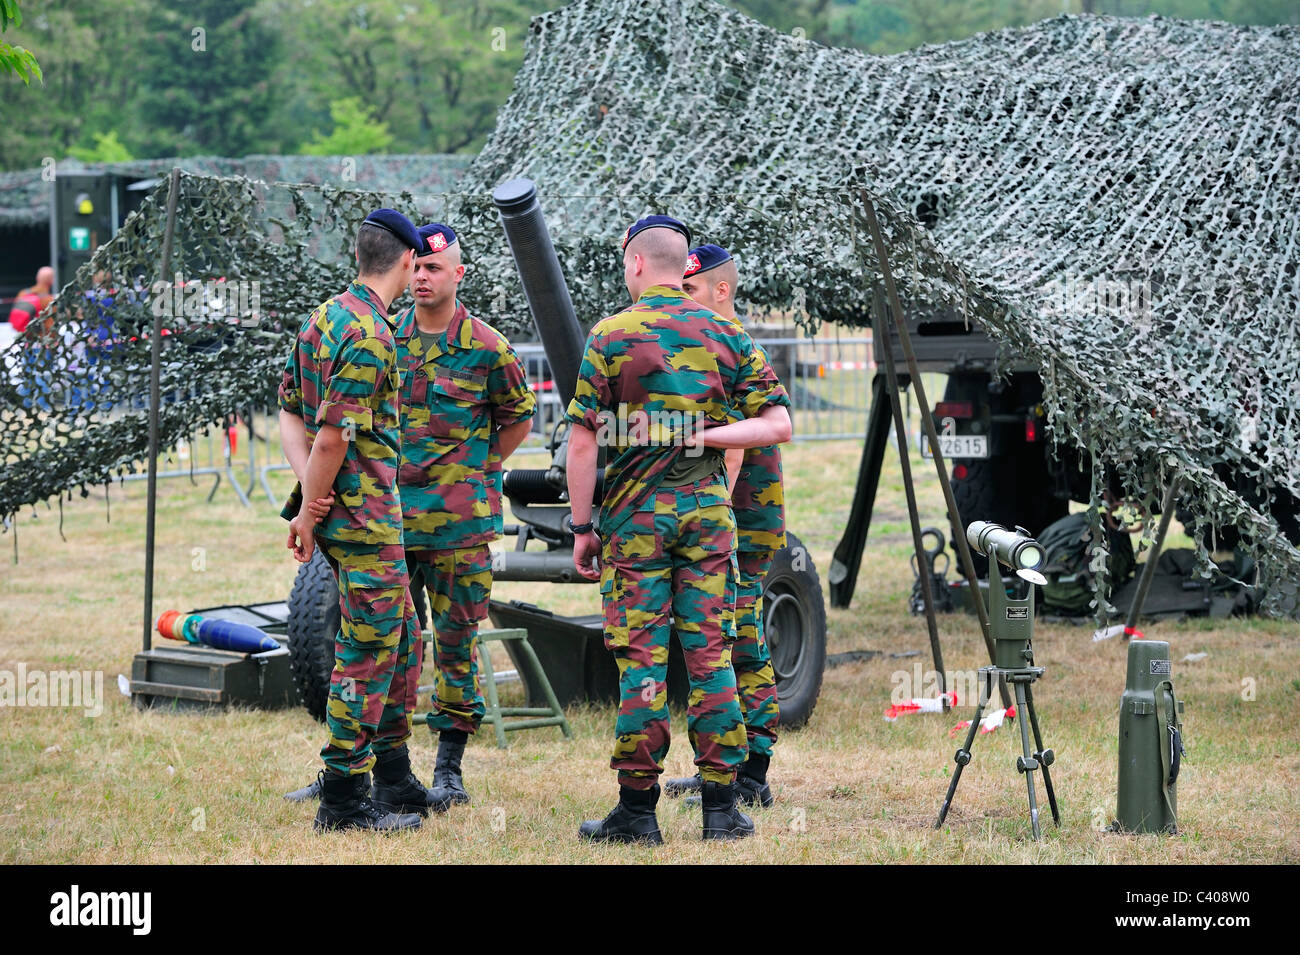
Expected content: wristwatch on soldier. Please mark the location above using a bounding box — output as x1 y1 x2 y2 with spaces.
568 517 595 535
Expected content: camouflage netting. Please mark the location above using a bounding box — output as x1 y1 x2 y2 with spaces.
454 0 1300 614
1 0 1297 615
0 154 470 227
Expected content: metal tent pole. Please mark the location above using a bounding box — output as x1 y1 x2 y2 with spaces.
143 168 182 652
859 191 1010 709
1125 473 1183 635
873 287 947 700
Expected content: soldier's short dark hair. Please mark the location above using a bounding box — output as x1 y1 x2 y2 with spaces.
356 223 409 274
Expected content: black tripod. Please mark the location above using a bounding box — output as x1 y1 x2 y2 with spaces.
935 665 1060 839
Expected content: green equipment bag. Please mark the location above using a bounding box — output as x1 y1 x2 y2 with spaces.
1040 512 1135 615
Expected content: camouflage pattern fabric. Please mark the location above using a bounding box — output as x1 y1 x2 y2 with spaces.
732 548 780 757
733 341 786 553
277 281 403 546
318 540 423 776
393 301 535 550
568 283 790 788
565 284 791 539
602 478 746 788
408 544 493 735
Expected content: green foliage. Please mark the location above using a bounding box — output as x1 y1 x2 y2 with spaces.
0 0 1295 170
1 0 42 85
68 129 133 163
266 0 550 156
299 97 393 155
130 0 280 158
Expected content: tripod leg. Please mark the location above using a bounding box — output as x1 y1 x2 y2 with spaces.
1024 684 1060 827
935 674 989 829
1014 681 1042 840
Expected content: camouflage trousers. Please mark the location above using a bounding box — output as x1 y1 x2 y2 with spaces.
734 548 780 757
601 477 747 790
318 539 423 777
408 545 493 735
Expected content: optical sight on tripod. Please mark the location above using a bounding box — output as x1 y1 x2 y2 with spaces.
935 520 1059 839
967 521 1048 586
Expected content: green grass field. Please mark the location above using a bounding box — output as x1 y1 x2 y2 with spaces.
2 430 1297 864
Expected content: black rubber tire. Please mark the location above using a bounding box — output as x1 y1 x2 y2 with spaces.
287 550 432 722
763 532 827 729
286 548 339 722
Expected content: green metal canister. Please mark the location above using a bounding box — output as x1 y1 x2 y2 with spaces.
1116 639 1185 833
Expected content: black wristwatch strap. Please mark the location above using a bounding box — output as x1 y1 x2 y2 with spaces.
570 520 594 535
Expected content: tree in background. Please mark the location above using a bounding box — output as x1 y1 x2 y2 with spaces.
732 0 838 42
300 97 394 155
0 0 1296 171
1 0 41 85
69 130 133 163
0 0 149 169
264 0 550 155
131 0 280 158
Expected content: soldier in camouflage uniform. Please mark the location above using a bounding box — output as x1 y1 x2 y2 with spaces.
394 223 536 808
278 208 431 832
669 243 784 808
566 216 792 844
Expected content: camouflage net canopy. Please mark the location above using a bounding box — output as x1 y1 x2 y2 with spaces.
457 0 1300 613
1 0 1297 615
0 170 687 529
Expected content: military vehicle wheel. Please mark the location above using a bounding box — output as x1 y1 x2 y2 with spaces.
764 532 827 728
287 548 429 722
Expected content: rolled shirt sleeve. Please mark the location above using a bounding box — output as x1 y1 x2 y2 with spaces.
732 331 791 419
277 350 304 417
565 330 613 431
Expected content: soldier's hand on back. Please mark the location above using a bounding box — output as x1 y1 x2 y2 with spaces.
287 512 316 563
306 495 334 522
573 530 601 580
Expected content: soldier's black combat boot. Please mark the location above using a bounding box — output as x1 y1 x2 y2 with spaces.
372 745 448 817
734 753 774 808
578 785 665 845
663 773 703 797
313 770 423 833
428 730 471 807
701 780 755 841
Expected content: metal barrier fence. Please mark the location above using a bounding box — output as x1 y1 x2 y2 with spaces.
100 333 948 507
115 406 291 506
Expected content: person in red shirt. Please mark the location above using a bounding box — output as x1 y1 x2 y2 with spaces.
8 267 54 333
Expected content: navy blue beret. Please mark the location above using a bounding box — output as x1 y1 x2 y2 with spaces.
621 214 692 250
362 208 422 251
417 222 458 256
684 244 733 278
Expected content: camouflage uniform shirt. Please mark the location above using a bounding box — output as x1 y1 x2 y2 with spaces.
731 340 786 552
566 284 790 536
277 281 403 546
393 301 536 550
